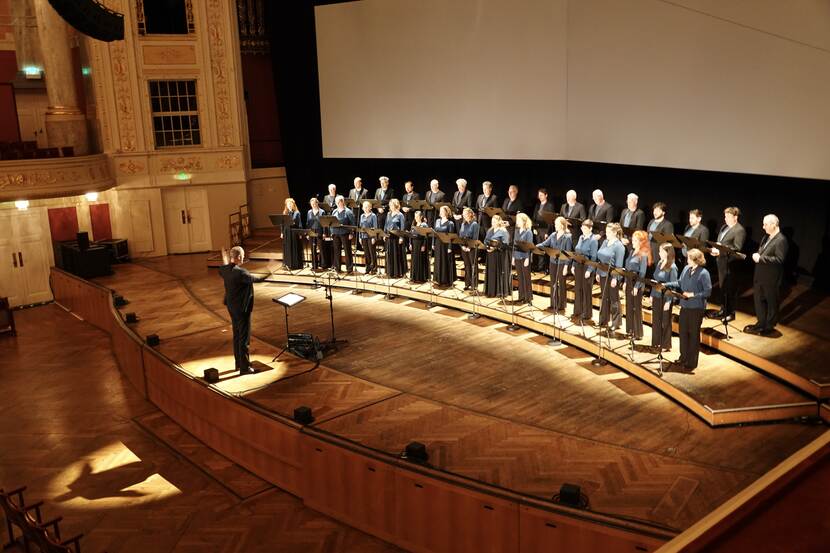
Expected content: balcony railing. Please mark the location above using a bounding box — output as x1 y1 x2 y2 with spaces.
0 154 115 202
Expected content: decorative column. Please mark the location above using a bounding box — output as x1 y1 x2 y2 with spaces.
11 0 44 73
33 0 89 154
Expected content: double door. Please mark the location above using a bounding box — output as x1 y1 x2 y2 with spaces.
0 209 53 307
162 187 212 253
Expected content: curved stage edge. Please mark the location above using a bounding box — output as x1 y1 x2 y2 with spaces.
48 268 677 553
263 268 817 427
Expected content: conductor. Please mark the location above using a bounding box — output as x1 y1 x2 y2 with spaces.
219 246 266 374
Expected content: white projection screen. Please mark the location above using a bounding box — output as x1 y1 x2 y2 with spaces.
315 0 830 180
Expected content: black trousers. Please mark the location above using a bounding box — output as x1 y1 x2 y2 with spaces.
678 307 704 368
719 267 738 315
332 234 353 272
754 279 781 330
549 262 568 311
461 248 478 288
598 275 621 328
361 237 376 273
625 283 643 339
515 258 532 302
229 309 252 371
651 295 673 350
572 264 593 319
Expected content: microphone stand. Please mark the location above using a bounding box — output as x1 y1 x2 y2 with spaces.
542 246 569 346
616 267 639 362
588 259 614 366
462 238 485 320
317 271 349 355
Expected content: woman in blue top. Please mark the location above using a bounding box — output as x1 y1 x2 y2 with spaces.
282 198 303 270
331 195 356 273
651 242 678 351
624 230 651 339
537 216 573 312
571 219 598 321
458 207 481 290
384 198 408 278
306 197 328 271
596 222 626 329
512 213 535 304
667 248 712 369
484 215 511 297
358 200 378 274
433 205 456 286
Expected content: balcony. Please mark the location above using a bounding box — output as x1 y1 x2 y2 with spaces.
0 154 115 202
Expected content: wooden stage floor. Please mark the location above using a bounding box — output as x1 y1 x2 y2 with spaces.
88 254 827 534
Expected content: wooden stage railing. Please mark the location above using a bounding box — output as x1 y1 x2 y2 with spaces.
49 266 679 552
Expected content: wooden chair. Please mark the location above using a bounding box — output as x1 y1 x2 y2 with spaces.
240 204 251 241
0 486 43 551
61 146 75 157
229 212 242 247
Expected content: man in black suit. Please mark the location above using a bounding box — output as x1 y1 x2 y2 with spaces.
475 180 498 234
619 193 646 231
559 189 586 221
375 176 396 228
681 209 710 258
452 178 473 227
745 214 788 336
532 188 556 270
401 180 419 226
348 177 369 223
425 178 446 226
219 246 265 374
322 183 338 210
588 189 614 225
646 202 674 264
502 185 524 216
711 206 746 320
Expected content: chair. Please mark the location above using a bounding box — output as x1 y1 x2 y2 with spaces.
61 146 75 157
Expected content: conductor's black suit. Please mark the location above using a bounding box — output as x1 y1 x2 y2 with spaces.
219 263 264 373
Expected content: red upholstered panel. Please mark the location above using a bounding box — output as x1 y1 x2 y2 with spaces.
48 207 80 242
0 83 20 143
89 203 113 241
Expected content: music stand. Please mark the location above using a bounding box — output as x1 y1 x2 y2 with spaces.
460 237 486 319
566 251 590 338
271 292 306 361
584 258 616 366
541 246 570 345
615 267 642 362
705 238 745 323
433 231 462 300
414 226 437 305
652 231 682 249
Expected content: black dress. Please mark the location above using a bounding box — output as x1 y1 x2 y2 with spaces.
384 211 408 278
282 210 303 270
433 218 456 286
484 228 511 297
410 223 431 283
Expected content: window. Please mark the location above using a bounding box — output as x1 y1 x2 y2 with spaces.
138 0 194 35
149 80 201 148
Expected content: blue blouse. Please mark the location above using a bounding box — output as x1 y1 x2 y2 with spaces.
651 262 678 298
384 211 406 232
625 253 648 289
537 232 573 267
574 234 599 273
513 228 534 260
668 265 712 310
485 228 509 246
332 208 355 235
285 210 301 228
358 212 377 240
434 218 455 234
306 208 324 233
459 220 480 240
596 239 626 279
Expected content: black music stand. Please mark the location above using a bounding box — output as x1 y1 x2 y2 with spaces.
566 251 590 338
541 246 570 345
652 231 682 249
584 258 615 366
705 239 746 325
460 237 486 319
414 226 437 305
271 292 306 361
433 230 462 300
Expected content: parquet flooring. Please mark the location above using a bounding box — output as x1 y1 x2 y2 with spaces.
0 304 400 552
50 254 823 533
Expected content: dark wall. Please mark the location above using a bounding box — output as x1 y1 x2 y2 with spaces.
265 1 830 284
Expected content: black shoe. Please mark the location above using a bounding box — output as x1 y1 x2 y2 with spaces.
743 324 762 334
759 328 776 337
710 308 726 319
239 367 254 375
721 313 736 323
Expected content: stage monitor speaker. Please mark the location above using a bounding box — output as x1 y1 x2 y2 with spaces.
288 332 322 361
203 368 219 383
76 232 90 251
293 406 314 425
125 312 138 323
113 294 128 307
403 441 428 464
557 483 585 508
48 0 124 42
146 334 160 346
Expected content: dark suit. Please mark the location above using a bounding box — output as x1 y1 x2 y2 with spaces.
714 223 746 315
502 197 524 216
681 224 710 257
619 208 645 230
476 193 499 234
588 202 614 224
425 190 446 226
219 263 264 372
560 201 587 221
322 194 337 211
753 232 788 331
401 191 420 226
646 218 674 265
348 187 369 202
532 201 557 270
452 189 473 215
375 187 396 227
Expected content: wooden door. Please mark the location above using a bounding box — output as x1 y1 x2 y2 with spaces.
15 209 52 305
185 187 211 252
0 212 23 306
162 188 189 254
